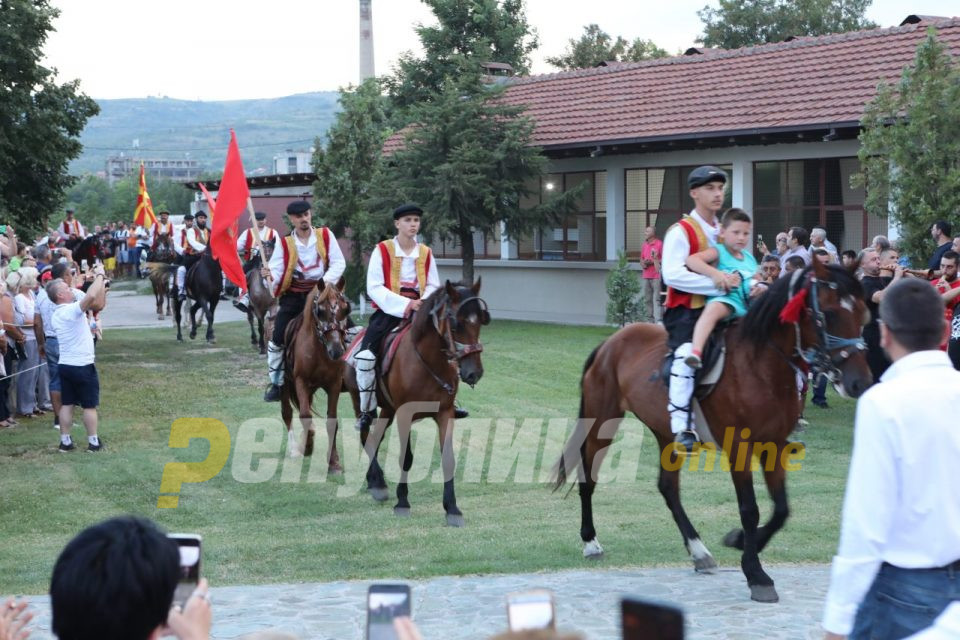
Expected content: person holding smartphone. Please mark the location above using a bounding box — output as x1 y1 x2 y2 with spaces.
640 226 663 324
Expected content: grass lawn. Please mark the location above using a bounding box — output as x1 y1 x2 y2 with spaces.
0 319 854 595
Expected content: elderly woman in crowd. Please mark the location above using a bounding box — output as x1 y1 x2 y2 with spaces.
7 267 46 419
0 275 25 428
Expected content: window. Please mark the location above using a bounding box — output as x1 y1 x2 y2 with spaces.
753 158 879 254
287 157 298 173
516 171 607 261
624 165 733 260
432 227 501 259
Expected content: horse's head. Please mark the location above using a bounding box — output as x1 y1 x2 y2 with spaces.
789 259 873 397
261 240 276 263
312 278 350 360
429 278 490 387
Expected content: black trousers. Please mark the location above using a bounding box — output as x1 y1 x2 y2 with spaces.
271 292 308 346
663 305 703 350
359 310 403 358
181 253 201 272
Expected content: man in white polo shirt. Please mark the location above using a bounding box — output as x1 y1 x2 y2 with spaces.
46 263 108 452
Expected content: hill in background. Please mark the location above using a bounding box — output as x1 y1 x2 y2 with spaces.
72 92 341 176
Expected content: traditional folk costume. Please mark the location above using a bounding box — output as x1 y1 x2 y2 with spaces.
175 212 211 299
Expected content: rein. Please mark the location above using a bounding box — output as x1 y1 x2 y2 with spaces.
311 291 347 351
410 291 489 394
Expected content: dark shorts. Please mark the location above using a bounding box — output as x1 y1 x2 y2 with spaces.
59 363 99 409
45 337 60 393
663 305 703 350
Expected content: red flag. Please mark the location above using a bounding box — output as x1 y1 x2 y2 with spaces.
197 182 217 216
210 130 250 293
133 163 157 228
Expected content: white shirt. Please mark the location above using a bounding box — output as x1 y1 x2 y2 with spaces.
660 209 726 297
267 228 346 297
185 226 208 253
13 291 36 341
150 221 174 247
779 245 812 274
52 301 95 366
821 350 960 635
37 287 83 337
366 237 441 318
236 226 277 255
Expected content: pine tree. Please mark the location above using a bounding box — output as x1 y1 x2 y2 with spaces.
606 250 642 326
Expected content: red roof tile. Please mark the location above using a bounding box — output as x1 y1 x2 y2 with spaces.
499 18 960 148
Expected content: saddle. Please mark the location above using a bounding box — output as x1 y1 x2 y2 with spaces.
342 320 413 377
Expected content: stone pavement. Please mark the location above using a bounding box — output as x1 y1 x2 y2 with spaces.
103 284 249 329
18 565 830 639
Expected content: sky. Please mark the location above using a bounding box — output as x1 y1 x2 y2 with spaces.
43 0 960 101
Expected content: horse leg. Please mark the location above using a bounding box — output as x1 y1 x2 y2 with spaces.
248 310 258 347
257 314 266 355
655 434 717 573
362 405 392 503
723 447 790 554
730 466 778 603
294 378 314 457
325 381 342 475
437 407 463 527
280 383 297 458
394 414 413 517
173 296 183 342
205 299 217 343
189 301 199 340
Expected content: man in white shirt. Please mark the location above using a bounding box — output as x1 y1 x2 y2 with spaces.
36 263 85 430
232 211 278 313
260 200 345 401
354 203 440 431
822 278 960 639
660 166 736 454
778 226 812 275
46 263 108 452
175 212 210 301
810 227 839 263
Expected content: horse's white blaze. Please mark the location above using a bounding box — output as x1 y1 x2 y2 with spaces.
841 296 856 312
688 537 711 560
583 537 604 557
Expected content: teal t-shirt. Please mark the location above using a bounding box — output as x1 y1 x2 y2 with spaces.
707 244 758 317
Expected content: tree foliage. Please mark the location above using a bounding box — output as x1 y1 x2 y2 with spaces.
606 250 642 326
697 0 877 49
383 0 539 121
546 24 668 70
0 0 99 235
857 29 960 263
63 174 195 229
312 78 392 302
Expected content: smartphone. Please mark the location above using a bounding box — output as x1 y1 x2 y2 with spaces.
622 597 684 640
507 589 555 632
80 259 88 271
366 584 411 640
168 534 202 609
756 233 764 247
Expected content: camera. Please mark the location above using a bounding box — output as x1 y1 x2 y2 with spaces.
366 583 410 640
506 589 555 632
622 597 684 640
168 533 202 609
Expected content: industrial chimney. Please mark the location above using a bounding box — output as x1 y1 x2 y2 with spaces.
359 0 375 82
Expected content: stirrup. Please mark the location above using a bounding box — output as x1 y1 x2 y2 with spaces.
684 353 703 369
672 429 700 456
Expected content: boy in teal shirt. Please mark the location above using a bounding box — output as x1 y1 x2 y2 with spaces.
684 208 759 368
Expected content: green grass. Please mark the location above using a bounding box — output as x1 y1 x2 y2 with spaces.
0 320 853 594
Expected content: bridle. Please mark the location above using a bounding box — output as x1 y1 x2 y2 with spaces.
785 269 866 381
411 291 489 394
311 291 347 352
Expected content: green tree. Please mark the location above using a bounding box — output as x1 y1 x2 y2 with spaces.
384 0 539 120
697 0 877 49
546 24 668 70
312 78 391 302
857 29 960 263
0 0 99 235
63 174 195 230
606 250 642 326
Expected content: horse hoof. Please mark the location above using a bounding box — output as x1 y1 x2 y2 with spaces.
327 464 343 476
583 538 604 558
693 555 718 574
445 513 465 528
749 584 779 603
722 528 744 550
394 507 411 518
287 449 303 459
157 315 164 320
207 339 216 345
369 487 389 503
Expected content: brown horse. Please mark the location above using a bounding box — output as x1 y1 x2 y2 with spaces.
280 279 351 471
554 260 872 603
145 235 177 320
344 280 489 527
244 241 277 355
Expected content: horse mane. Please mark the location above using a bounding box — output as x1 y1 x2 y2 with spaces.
412 285 449 335
316 283 340 304
739 264 863 347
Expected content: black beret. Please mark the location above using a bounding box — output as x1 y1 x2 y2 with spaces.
688 165 728 189
183 213 194 221
65 208 75 214
393 203 423 220
158 210 170 216
195 210 207 218
254 211 267 221
286 201 311 215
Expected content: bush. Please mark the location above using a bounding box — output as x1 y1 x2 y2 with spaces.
606 250 642 326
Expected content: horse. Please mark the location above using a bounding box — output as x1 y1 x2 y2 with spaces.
66 234 104 268
173 247 223 343
553 260 873 603
244 241 277 355
279 279 351 471
343 279 490 527
145 235 177 320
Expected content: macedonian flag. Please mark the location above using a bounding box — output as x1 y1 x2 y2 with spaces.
133 163 157 228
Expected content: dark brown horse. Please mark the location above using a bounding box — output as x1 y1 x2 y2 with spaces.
173 248 222 343
280 279 351 472
344 280 489 527
145 235 177 320
244 241 276 355
554 260 872 603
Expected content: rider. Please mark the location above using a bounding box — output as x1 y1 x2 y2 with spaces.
261 200 345 402
661 166 739 455
59 209 85 241
232 211 278 314
150 210 174 253
175 211 210 301
682 208 759 369
354 203 439 431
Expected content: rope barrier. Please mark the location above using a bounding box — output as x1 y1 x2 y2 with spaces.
0 361 46 382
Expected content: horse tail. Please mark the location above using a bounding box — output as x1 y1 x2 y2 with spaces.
552 340 606 493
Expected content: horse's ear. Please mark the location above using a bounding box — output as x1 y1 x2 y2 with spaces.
445 279 459 301
812 256 830 280
316 280 326 292
336 277 345 292
472 276 482 295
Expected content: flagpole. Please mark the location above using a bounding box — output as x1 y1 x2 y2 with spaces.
246 197 272 282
